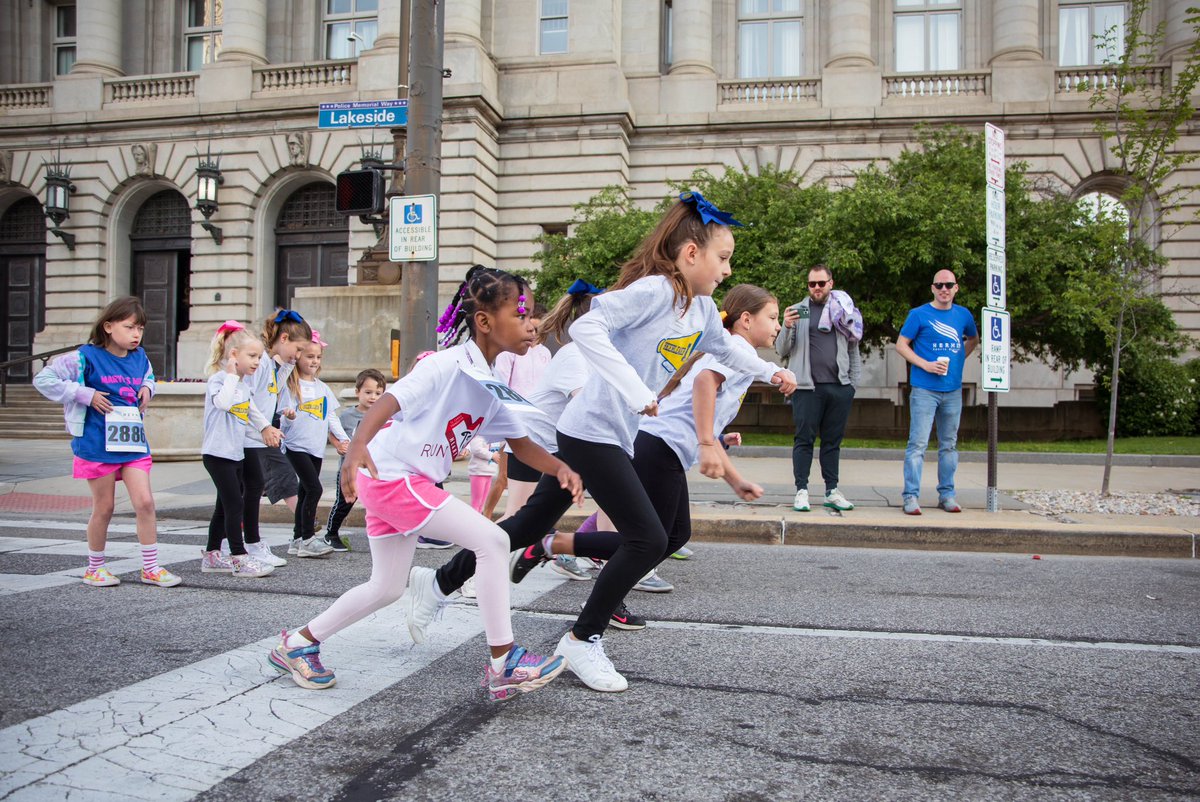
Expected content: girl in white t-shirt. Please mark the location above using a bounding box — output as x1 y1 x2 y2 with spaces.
269 266 582 702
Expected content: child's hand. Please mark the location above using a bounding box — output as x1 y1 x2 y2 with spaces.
698 442 724 479
771 369 797 396
336 439 350 455
556 465 585 506
137 386 152 413
341 449 378 502
732 478 763 501
639 400 659 417
282 408 297 420
261 426 283 448
90 391 113 414
226 355 240 376
722 432 742 447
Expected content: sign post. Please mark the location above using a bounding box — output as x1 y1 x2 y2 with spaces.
983 122 1008 513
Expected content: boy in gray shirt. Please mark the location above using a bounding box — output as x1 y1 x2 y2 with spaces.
323 368 386 551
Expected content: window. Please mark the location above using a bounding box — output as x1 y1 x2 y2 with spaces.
1059 2 1126 66
737 0 803 79
53 4 76 76
184 0 223 71
324 0 378 60
894 0 961 73
660 0 673 73
1077 190 1129 224
539 0 568 55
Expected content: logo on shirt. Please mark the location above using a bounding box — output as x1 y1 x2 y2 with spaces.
929 320 963 354
267 364 279 395
299 397 327 420
444 412 483 460
228 401 250 424
656 331 701 373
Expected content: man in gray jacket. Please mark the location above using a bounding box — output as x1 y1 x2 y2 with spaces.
774 265 861 512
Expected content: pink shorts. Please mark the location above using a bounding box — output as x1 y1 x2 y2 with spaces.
73 456 153 481
357 473 452 539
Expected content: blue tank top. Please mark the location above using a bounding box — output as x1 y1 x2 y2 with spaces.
71 344 154 463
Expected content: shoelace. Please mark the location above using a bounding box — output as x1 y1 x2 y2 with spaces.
300 648 329 674
584 635 616 674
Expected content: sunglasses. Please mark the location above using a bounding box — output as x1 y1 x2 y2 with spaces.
933 282 957 290
808 280 828 288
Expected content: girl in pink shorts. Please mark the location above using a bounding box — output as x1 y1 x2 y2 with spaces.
269 265 584 702
34 296 181 588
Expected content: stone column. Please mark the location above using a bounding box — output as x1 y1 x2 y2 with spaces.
72 0 123 76
991 0 1041 62
669 0 715 75
372 0 404 50
1163 0 1195 59
218 0 268 65
825 0 874 69
446 0 483 44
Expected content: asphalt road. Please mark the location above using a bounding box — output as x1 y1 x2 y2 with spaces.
0 513 1197 801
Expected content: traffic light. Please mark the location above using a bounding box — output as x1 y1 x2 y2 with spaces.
335 169 385 215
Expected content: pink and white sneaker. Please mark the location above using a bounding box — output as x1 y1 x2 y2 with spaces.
200 549 234 573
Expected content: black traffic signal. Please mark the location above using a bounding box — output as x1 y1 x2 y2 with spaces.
335 169 385 215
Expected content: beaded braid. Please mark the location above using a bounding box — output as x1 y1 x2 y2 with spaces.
436 264 530 347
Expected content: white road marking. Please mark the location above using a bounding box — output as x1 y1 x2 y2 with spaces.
522 611 1200 655
0 570 567 801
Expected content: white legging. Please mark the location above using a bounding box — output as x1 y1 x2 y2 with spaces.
306 496 514 646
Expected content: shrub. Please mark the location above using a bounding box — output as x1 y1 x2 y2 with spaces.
1096 355 1199 436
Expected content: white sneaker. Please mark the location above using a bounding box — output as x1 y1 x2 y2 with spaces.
554 632 627 692
407 566 449 644
824 488 855 511
633 569 673 593
461 576 477 600
200 549 234 573
247 541 287 567
230 554 273 578
288 538 301 555
793 489 810 512
296 537 333 558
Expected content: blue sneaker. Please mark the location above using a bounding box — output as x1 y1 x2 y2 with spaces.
485 645 565 702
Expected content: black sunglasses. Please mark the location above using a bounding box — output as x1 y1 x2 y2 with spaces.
933 282 957 289
808 280 828 288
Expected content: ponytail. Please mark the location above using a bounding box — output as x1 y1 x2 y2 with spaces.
261 308 312 351
538 279 604 345
206 321 257 376
436 264 529 348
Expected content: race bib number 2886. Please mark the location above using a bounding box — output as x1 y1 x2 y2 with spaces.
105 407 148 454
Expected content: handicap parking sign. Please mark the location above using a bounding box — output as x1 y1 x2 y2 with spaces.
404 203 422 224
991 316 1003 341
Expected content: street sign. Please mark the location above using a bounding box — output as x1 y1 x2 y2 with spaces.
986 184 1005 249
981 307 1011 393
318 99 408 129
389 194 438 262
985 123 1005 190
986 246 1006 309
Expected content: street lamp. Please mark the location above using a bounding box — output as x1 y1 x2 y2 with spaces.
195 150 224 244
43 161 76 250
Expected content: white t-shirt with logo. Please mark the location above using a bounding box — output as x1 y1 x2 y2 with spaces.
244 357 293 448
281 377 350 458
203 372 270 461
366 340 546 483
641 334 758 470
557 275 781 456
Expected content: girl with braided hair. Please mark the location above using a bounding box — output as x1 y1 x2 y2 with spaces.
269 265 581 701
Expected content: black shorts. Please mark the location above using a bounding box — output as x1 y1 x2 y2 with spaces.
260 445 298 502
506 451 541 482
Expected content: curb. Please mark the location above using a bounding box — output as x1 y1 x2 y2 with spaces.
729 446 1200 468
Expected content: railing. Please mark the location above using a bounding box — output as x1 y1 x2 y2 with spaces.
0 345 80 406
1055 64 1168 94
884 71 990 98
0 84 53 110
718 78 820 104
254 60 355 93
106 73 197 103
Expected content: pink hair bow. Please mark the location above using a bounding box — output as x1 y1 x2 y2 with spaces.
311 330 328 347
415 350 435 362
217 320 245 335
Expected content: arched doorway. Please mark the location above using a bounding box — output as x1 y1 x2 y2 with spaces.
274 182 348 307
130 190 191 380
0 197 47 381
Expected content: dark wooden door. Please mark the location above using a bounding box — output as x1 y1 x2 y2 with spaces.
274 182 348 307
132 250 178 380
0 197 47 381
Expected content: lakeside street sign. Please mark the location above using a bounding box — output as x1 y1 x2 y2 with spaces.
318 100 408 129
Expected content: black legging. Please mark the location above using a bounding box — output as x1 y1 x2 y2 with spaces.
241 448 264 545
325 458 355 539
286 450 323 540
203 454 248 555
630 431 691 557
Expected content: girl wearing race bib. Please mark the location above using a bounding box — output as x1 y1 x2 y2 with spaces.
269 266 582 701
281 331 350 556
33 296 180 588
200 322 280 578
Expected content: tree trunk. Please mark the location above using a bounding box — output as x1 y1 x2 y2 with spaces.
1101 306 1125 496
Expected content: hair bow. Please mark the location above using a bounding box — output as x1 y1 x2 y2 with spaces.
567 279 605 296
274 309 304 324
414 350 435 362
679 191 744 228
216 320 245 335
311 330 328 347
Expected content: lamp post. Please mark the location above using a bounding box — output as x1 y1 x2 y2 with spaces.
43 162 75 251
195 153 224 244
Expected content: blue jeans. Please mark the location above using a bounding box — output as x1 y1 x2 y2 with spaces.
903 387 962 501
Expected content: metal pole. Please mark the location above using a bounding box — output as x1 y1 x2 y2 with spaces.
986 390 999 512
398 0 444 370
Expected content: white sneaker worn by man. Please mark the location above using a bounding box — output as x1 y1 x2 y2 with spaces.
554 632 627 692
793 489 810 512
247 541 287 567
407 565 450 644
296 537 333 558
824 488 855 511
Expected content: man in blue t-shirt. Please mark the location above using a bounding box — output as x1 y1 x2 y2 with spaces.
895 269 979 514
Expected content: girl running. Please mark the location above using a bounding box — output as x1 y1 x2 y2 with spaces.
34 296 181 588
200 322 278 578
282 331 350 556
269 266 580 701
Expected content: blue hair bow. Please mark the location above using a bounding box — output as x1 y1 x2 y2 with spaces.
567 279 605 296
273 309 303 324
679 191 744 228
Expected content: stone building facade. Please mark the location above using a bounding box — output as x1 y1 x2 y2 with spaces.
0 0 1196 399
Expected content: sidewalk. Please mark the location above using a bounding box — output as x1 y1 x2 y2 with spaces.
1 440 1196 559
